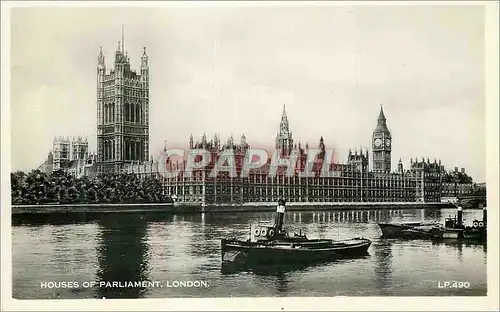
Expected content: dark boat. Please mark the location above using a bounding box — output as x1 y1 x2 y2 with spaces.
221 200 371 267
377 221 441 238
377 206 487 241
441 205 487 241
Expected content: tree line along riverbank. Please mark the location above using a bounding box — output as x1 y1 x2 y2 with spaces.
10 170 173 206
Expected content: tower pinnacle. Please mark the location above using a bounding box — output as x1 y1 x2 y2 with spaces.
282 104 288 121
97 47 105 68
141 47 149 68
276 104 293 156
378 104 386 121
375 105 389 132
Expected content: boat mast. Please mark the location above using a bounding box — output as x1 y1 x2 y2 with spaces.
457 206 463 226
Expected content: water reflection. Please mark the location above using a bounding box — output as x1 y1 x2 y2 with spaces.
11 207 488 298
221 253 371 276
11 207 450 227
431 239 486 250
373 240 393 295
95 214 150 299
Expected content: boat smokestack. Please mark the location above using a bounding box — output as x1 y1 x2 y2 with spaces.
275 199 286 233
483 206 487 224
457 206 463 225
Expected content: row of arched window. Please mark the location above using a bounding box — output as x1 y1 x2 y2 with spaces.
102 139 115 161
101 139 144 162
125 140 144 161
103 103 115 124
102 102 143 124
124 102 142 123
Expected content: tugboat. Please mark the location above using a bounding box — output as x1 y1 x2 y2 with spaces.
459 205 487 241
428 205 487 241
377 205 487 242
221 200 371 266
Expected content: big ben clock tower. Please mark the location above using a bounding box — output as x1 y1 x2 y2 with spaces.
372 105 391 173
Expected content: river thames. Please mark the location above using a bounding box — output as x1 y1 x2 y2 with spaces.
12 207 487 299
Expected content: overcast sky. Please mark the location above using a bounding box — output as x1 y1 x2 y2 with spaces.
10 4 486 181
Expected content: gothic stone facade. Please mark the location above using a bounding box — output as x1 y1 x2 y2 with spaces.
116 90 452 205
156 107 444 204
96 33 149 174
160 147 441 205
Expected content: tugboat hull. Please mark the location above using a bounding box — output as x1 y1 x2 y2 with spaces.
463 228 487 241
221 238 371 265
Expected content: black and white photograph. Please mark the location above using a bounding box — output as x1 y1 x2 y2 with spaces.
1 1 499 311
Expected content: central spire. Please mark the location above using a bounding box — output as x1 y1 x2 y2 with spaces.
282 104 288 120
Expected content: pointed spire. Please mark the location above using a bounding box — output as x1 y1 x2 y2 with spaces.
375 104 389 132
282 104 287 120
98 47 105 67
378 104 386 120
141 47 149 68
164 141 167 152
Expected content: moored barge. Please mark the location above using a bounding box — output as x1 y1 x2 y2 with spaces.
377 206 487 241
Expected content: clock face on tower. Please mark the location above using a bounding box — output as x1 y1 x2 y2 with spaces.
386 139 391 147
374 138 382 147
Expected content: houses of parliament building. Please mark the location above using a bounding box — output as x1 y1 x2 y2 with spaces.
86 33 464 205
151 106 445 204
